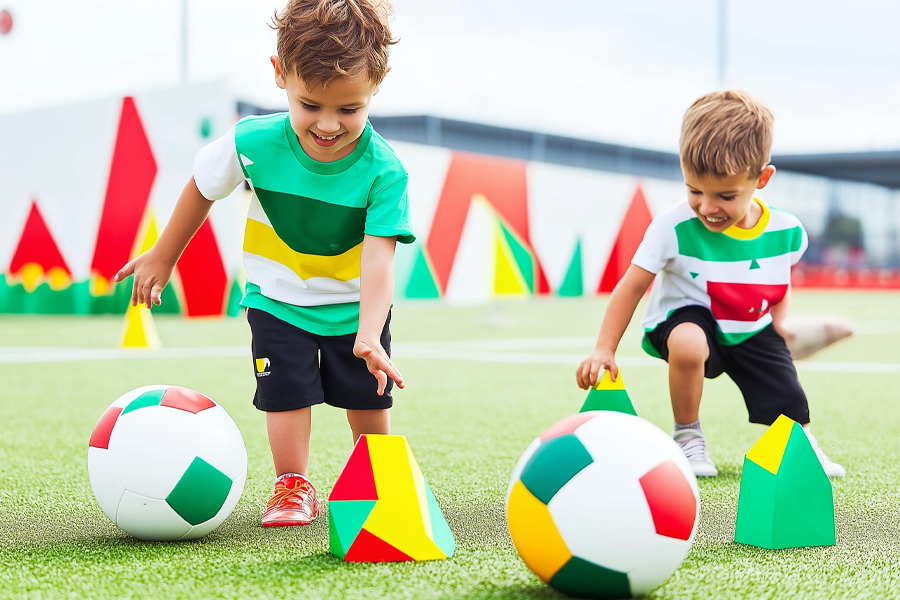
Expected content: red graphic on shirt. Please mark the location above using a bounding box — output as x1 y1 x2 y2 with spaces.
706 281 788 322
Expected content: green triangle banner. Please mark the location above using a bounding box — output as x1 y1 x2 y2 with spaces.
499 221 535 293
404 246 441 299
558 239 583 297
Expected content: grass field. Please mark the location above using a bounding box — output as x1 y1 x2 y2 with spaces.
2 291 900 600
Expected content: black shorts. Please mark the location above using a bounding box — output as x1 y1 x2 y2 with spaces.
645 305 809 426
247 308 393 412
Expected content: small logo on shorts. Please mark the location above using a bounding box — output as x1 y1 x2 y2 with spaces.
256 357 271 377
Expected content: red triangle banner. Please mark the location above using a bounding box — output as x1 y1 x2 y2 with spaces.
90 96 157 286
598 186 653 292
425 153 549 294
8 200 71 276
175 218 227 316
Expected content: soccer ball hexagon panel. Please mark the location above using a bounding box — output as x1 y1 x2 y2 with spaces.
507 411 699 598
87 385 247 541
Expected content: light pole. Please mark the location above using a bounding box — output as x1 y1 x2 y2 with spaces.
717 0 727 89
181 0 188 85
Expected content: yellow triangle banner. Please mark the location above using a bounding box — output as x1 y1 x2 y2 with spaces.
121 303 161 349
119 207 162 349
493 213 529 296
134 209 160 258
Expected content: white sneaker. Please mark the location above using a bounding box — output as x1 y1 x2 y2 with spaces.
672 428 718 477
804 429 846 478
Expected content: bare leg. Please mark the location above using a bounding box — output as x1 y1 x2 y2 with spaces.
347 409 390 443
667 323 709 424
266 407 312 477
780 316 855 360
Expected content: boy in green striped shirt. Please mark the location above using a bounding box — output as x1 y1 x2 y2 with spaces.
576 91 850 478
115 0 414 525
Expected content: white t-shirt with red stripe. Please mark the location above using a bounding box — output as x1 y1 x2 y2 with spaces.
631 198 807 356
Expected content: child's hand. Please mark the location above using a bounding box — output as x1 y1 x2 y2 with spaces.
354 339 404 396
576 349 618 390
114 249 175 309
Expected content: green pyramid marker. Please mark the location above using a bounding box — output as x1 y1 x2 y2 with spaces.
689 272 699 279
580 369 637 416
735 415 835 549
749 259 761 270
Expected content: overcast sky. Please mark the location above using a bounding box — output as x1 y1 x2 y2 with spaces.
1 0 898 154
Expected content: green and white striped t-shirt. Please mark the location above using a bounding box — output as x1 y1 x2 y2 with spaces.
193 114 415 336
631 198 807 356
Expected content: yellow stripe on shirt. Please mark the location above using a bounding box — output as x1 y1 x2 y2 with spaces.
243 218 362 282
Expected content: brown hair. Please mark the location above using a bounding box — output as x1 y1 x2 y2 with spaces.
680 90 774 178
272 0 396 88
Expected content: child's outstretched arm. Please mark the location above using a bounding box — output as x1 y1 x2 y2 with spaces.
114 177 212 308
355 234 404 396
576 264 655 389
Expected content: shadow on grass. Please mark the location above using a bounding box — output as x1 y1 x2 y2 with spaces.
436 583 566 600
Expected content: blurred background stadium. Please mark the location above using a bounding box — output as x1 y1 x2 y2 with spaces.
1 0 898 313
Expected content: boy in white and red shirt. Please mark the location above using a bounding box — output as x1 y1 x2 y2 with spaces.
577 90 847 478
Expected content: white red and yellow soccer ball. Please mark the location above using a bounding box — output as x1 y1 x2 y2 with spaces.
507 411 699 598
87 385 247 541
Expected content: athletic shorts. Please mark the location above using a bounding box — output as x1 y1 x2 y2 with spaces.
644 305 809 426
247 307 393 412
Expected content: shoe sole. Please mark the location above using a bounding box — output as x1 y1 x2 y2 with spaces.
261 518 316 527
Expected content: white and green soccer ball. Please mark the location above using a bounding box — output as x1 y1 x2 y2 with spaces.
88 385 247 541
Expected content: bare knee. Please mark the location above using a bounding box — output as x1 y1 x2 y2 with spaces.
346 409 390 442
667 323 709 368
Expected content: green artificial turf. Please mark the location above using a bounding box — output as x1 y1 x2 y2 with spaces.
1 291 899 599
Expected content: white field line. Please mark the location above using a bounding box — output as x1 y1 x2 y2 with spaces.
0 346 250 364
392 348 900 373
0 339 898 373
398 336 597 352
852 319 900 335
392 348 662 367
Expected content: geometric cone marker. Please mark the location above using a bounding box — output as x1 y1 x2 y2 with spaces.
735 415 835 549
120 304 161 349
329 434 455 562
579 369 637 416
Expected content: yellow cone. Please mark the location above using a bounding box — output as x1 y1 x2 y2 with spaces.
121 304 161 349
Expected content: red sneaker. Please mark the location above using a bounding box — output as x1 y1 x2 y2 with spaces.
261 473 321 527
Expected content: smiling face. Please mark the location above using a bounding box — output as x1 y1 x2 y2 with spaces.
272 57 383 163
684 166 775 232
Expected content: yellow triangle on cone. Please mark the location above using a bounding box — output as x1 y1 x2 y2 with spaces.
594 369 626 391
121 303 161 349
745 414 794 475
